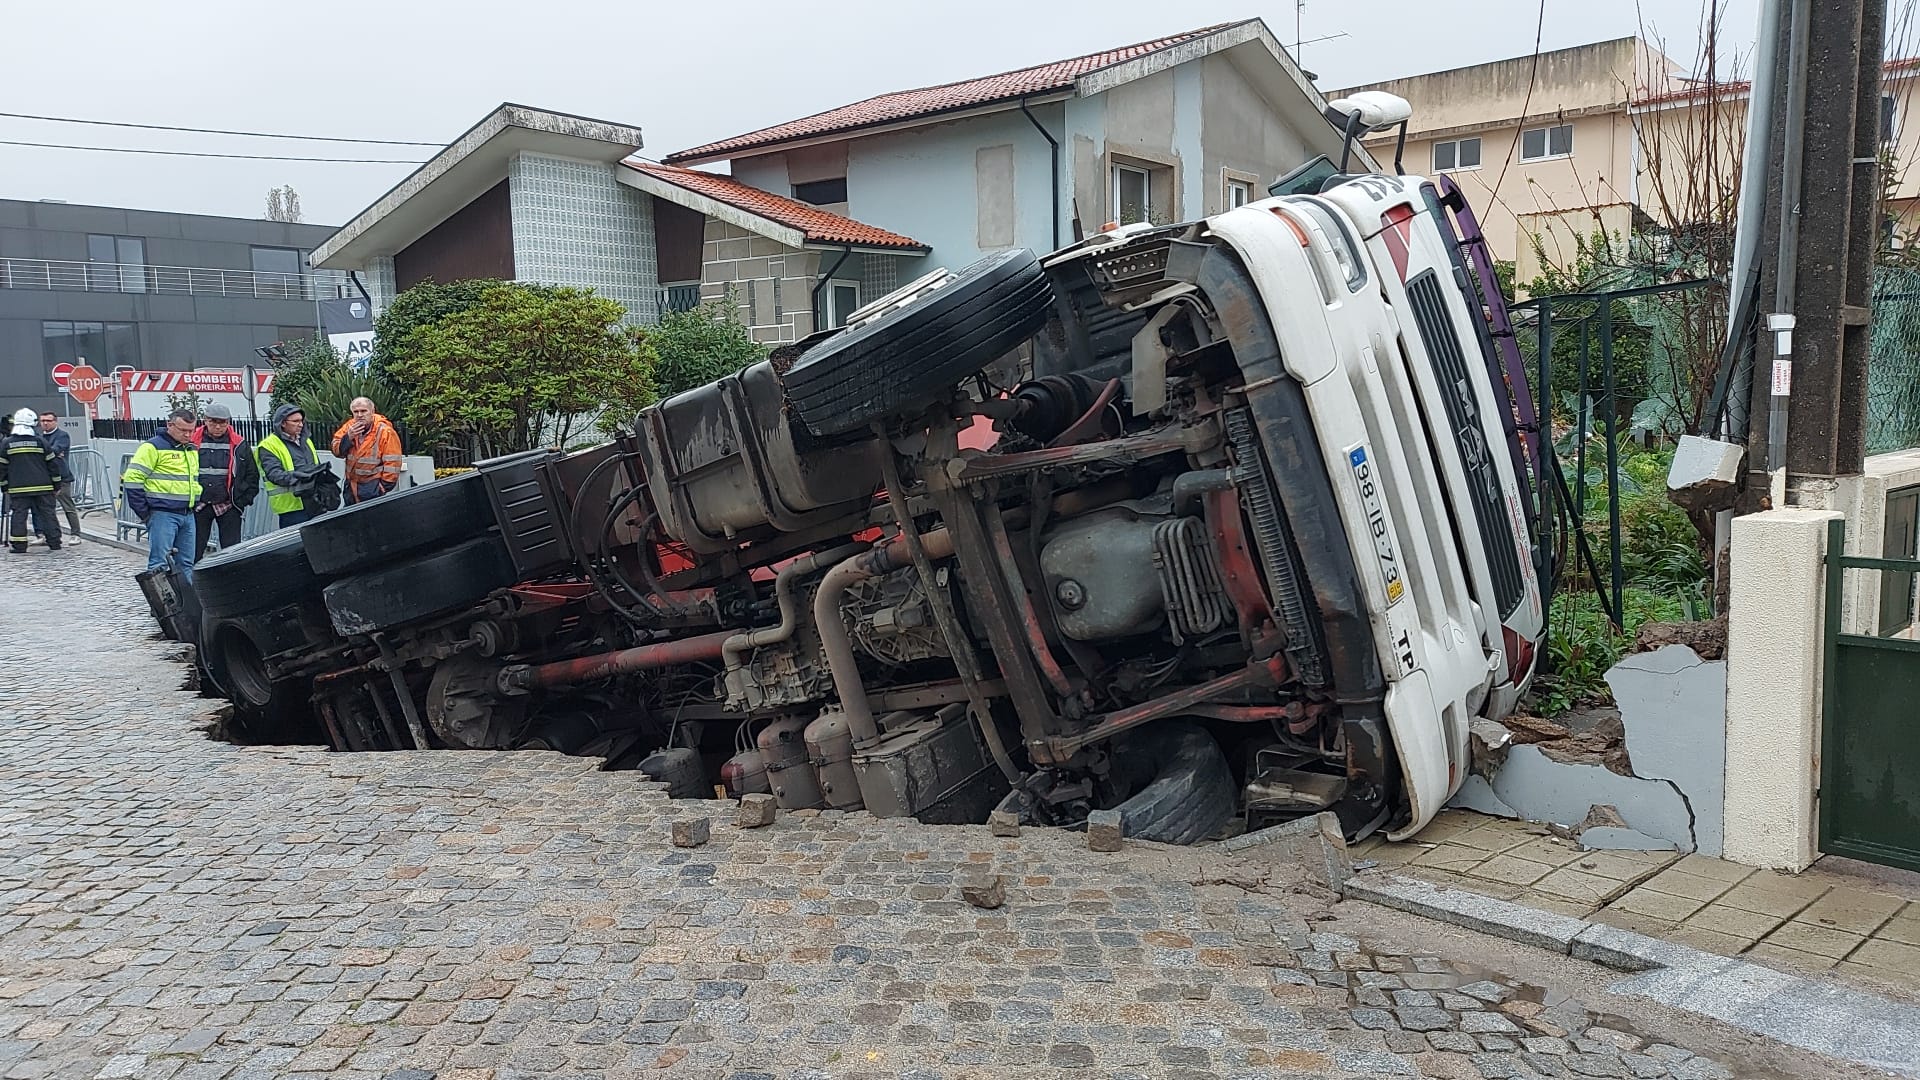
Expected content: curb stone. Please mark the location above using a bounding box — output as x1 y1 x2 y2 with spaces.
1342 871 1920 1079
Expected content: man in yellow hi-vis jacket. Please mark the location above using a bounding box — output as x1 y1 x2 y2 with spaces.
121 409 201 580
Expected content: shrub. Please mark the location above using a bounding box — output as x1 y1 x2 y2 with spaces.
645 298 767 399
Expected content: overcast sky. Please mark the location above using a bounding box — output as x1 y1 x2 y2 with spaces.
0 0 1760 227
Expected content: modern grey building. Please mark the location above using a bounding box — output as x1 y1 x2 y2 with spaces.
0 198 348 416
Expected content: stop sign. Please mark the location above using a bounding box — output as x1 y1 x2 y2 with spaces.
50 362 73 390
65 363 104 404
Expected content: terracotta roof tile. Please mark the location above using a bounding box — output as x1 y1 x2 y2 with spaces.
1633 56 1918 108
664 21 1248 163
624 161 927 250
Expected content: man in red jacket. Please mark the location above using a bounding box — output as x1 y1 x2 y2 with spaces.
191 403 260 556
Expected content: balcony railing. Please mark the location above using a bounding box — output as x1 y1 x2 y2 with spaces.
0 257 355 301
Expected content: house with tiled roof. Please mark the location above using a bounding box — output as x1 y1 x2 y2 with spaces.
312 19 1359 346
308 104 933 344
665 17 1360 315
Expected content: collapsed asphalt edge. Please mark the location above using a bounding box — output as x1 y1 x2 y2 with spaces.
1342 872 1920 1079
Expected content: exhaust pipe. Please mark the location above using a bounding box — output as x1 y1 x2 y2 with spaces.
813 529 955 744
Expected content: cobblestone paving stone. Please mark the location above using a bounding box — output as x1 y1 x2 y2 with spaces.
0 546 1795 1078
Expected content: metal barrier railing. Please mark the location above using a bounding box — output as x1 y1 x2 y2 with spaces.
0 257 354 301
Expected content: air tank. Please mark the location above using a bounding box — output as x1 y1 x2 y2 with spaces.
804 709 864 811
756 715 824 809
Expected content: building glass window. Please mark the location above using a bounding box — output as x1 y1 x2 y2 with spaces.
1112 164 1153 225
1520 124 1573 162
1432 137 1482 172
792 178 848 205
1227 179 1254 209
1884 93 1901 145
86 234 146 292
825 281 860 329
43 320 139 370
251 246 303 299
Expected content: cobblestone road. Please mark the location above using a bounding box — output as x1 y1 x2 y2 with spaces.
0 544 1870 1079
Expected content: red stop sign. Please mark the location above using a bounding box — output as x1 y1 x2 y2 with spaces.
50 362 73 390
65 364 104 404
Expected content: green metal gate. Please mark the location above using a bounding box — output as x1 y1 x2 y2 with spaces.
1820 518 1920 872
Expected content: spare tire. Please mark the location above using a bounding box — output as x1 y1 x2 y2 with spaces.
782 249 1052 435
301 472 493 576
322 536 517 636
1108 722 1237 845
194 529 323 619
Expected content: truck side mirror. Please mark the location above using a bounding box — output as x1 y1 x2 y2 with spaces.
1324 91 1415 175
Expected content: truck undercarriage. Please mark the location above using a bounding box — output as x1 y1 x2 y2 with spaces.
194 168 1545 846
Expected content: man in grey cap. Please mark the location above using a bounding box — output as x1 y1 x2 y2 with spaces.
191 403 261 556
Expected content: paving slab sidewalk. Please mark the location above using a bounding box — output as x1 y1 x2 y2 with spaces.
1359 808 1920 998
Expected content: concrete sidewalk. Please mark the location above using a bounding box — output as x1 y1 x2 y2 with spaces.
1359 809 1920 997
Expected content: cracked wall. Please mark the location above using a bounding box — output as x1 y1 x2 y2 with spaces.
1448 645 1727 855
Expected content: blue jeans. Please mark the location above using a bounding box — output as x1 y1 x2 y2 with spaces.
278 508 314 528
145 509 196 582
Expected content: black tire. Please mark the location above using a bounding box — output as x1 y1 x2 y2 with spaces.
1108 723 1237 845
301 472 493 576
194 528 323 619
782 249 1052 435
638 747 711 799
322 536 516 636
202 617 316 743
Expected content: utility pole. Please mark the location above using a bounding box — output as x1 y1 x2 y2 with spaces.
1750 0 1887 505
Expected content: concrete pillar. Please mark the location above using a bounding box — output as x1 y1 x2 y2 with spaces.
1722 507 1843 871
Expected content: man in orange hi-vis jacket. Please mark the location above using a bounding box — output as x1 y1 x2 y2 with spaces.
331 397 404 504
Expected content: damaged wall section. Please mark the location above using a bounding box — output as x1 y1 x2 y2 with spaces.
1448 645 1727 856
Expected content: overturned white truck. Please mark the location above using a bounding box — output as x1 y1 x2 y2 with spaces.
192 96 1549 844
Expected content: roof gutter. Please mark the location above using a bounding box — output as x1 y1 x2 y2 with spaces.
812 244 856 331
1019 95 1063 250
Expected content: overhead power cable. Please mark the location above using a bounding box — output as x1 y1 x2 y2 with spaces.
0 110 441 147
1490 0 1550 198
0 139 427 164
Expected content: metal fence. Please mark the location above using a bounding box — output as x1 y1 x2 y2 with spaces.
1869 267 1920 455
0 257 354 301
93 417 412 449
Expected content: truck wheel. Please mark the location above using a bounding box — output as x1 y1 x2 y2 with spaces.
301 472 493 576
195 529 322 619
322 536 516 636
782 249 1053 435
203 616 315 743
1108 723 1237 844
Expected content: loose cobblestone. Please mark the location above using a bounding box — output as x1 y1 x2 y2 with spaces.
0 548 1812 1077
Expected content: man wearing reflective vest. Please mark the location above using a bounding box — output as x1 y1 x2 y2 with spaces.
331 396 403 504
256 403 321 528
121 409 201 579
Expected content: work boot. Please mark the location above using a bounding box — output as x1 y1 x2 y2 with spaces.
9 544 24 554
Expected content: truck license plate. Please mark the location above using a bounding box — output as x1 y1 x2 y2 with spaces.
1348 445 1405 605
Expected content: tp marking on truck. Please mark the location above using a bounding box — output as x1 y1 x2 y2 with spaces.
1347 444 1404 606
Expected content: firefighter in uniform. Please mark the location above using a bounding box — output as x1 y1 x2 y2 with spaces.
2 408 63 553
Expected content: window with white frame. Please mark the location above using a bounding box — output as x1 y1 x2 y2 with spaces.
1520 124 1573 162
1883 92 1901 145
825 280 860 329
1432 136 1482 172
1227 178 1254 209
1112 164 1154 225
